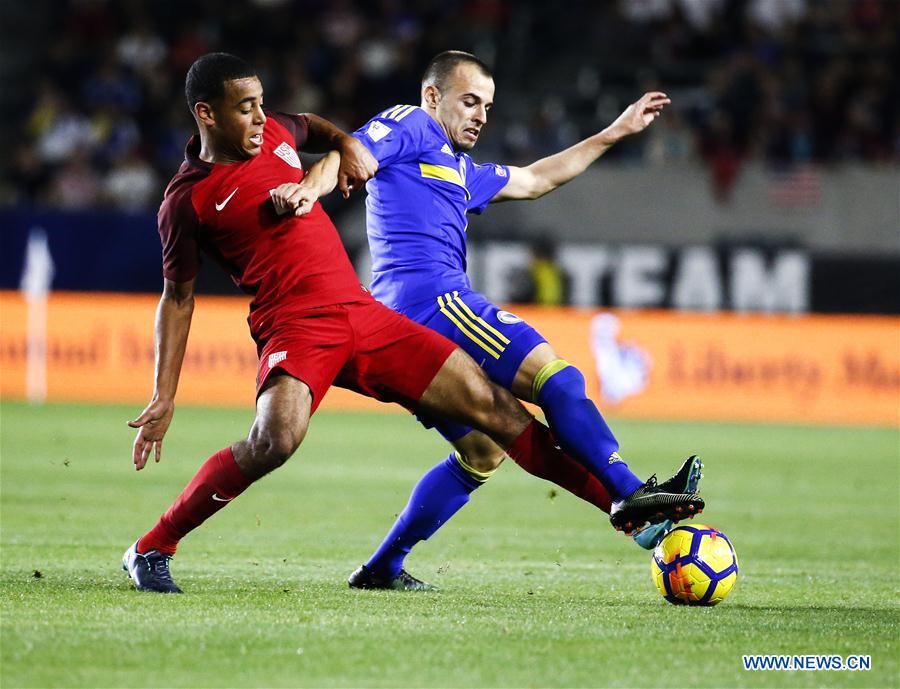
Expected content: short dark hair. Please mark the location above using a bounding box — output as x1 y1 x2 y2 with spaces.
422 51 492 91
185 52 256 110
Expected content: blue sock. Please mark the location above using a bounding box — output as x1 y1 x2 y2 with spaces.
366 454 482 579
536 363 643 500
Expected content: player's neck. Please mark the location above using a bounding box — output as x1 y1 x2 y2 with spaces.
421 105 454 150
197 131 242 165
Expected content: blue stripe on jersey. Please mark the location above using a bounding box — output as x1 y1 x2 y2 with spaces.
353 106 510 313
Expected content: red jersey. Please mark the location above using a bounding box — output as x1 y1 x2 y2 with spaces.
157 112 367 339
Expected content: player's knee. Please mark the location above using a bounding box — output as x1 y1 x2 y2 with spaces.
455 431 507 473
247 426 304 474
463 445 505 473
263 428 302 467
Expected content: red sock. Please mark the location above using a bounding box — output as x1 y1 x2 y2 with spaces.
505 420 612 513
138 447 251 555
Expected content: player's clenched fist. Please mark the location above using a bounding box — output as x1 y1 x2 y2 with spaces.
337 136 378 198
270 183 319 216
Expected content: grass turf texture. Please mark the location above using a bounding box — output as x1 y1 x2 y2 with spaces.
1 401 897 689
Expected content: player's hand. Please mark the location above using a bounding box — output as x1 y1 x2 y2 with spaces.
608 92 671 139
337 136 378 199
270 183 319 217
128 399 175 471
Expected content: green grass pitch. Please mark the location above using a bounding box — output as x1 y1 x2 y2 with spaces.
1 400 898 688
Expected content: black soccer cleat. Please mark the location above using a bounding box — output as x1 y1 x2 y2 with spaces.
609 472 704 537
122 541 182 593
656 455 704 495
348 564 437 591
631 456 704 549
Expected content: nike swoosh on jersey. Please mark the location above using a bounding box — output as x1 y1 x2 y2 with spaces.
211 493 233 502
215 187 239 211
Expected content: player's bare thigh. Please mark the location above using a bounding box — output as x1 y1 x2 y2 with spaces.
418 348 531 448
232 373 313 480
454 342 560 472
510 342 559 402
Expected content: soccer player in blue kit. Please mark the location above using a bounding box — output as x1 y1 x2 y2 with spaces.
288 51 705 590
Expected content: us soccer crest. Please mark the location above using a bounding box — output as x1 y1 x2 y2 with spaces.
274 142 303 170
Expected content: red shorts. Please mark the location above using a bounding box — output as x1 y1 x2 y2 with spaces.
255 299 457 413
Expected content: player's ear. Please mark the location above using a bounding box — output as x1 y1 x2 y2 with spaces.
423 84 441 108
194 101 215 127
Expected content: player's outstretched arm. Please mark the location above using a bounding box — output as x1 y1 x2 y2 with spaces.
494 92 671 202
302 114 377 198
127 278 195 471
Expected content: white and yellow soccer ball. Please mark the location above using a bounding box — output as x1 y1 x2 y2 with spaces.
651 524 738 606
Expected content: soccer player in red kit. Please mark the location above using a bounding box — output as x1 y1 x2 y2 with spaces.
123 53 700 593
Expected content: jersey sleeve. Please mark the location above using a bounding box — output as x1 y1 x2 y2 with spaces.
267 111 310 149
157 185 201 283
352 105 426 168
465 157 510 214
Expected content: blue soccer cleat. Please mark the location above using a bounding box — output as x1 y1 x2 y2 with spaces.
122 541 182 593
631 456 704 549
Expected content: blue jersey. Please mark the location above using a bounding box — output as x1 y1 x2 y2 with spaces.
353 105 510 314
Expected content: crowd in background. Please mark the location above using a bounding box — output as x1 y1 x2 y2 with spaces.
5 0 898 211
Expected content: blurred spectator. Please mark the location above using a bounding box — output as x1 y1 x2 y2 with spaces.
82 54 142 113
152 103 195 173
510 237 567 306
91 104 142 166
748 0 806 31
280 64 325 115
528 237 566 306
321 1 365 50
701 109 742 203
644 107 694 167
102 149 159 211
47 148 102 209
8 145 50 205
25 81 65 141
169 22 214 75
116 17 167 77
34 96 94 166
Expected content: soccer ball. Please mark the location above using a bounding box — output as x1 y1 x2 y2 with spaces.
651 524 738 606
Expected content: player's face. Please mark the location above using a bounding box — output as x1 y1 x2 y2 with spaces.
210 76 267 160
435 64 494 151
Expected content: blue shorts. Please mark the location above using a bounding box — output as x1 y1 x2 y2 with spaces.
406 289 547 442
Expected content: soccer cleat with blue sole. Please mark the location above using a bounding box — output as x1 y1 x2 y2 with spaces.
632 456 704 549
348 564 437 591
122 541 182 593
610 457 704 537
